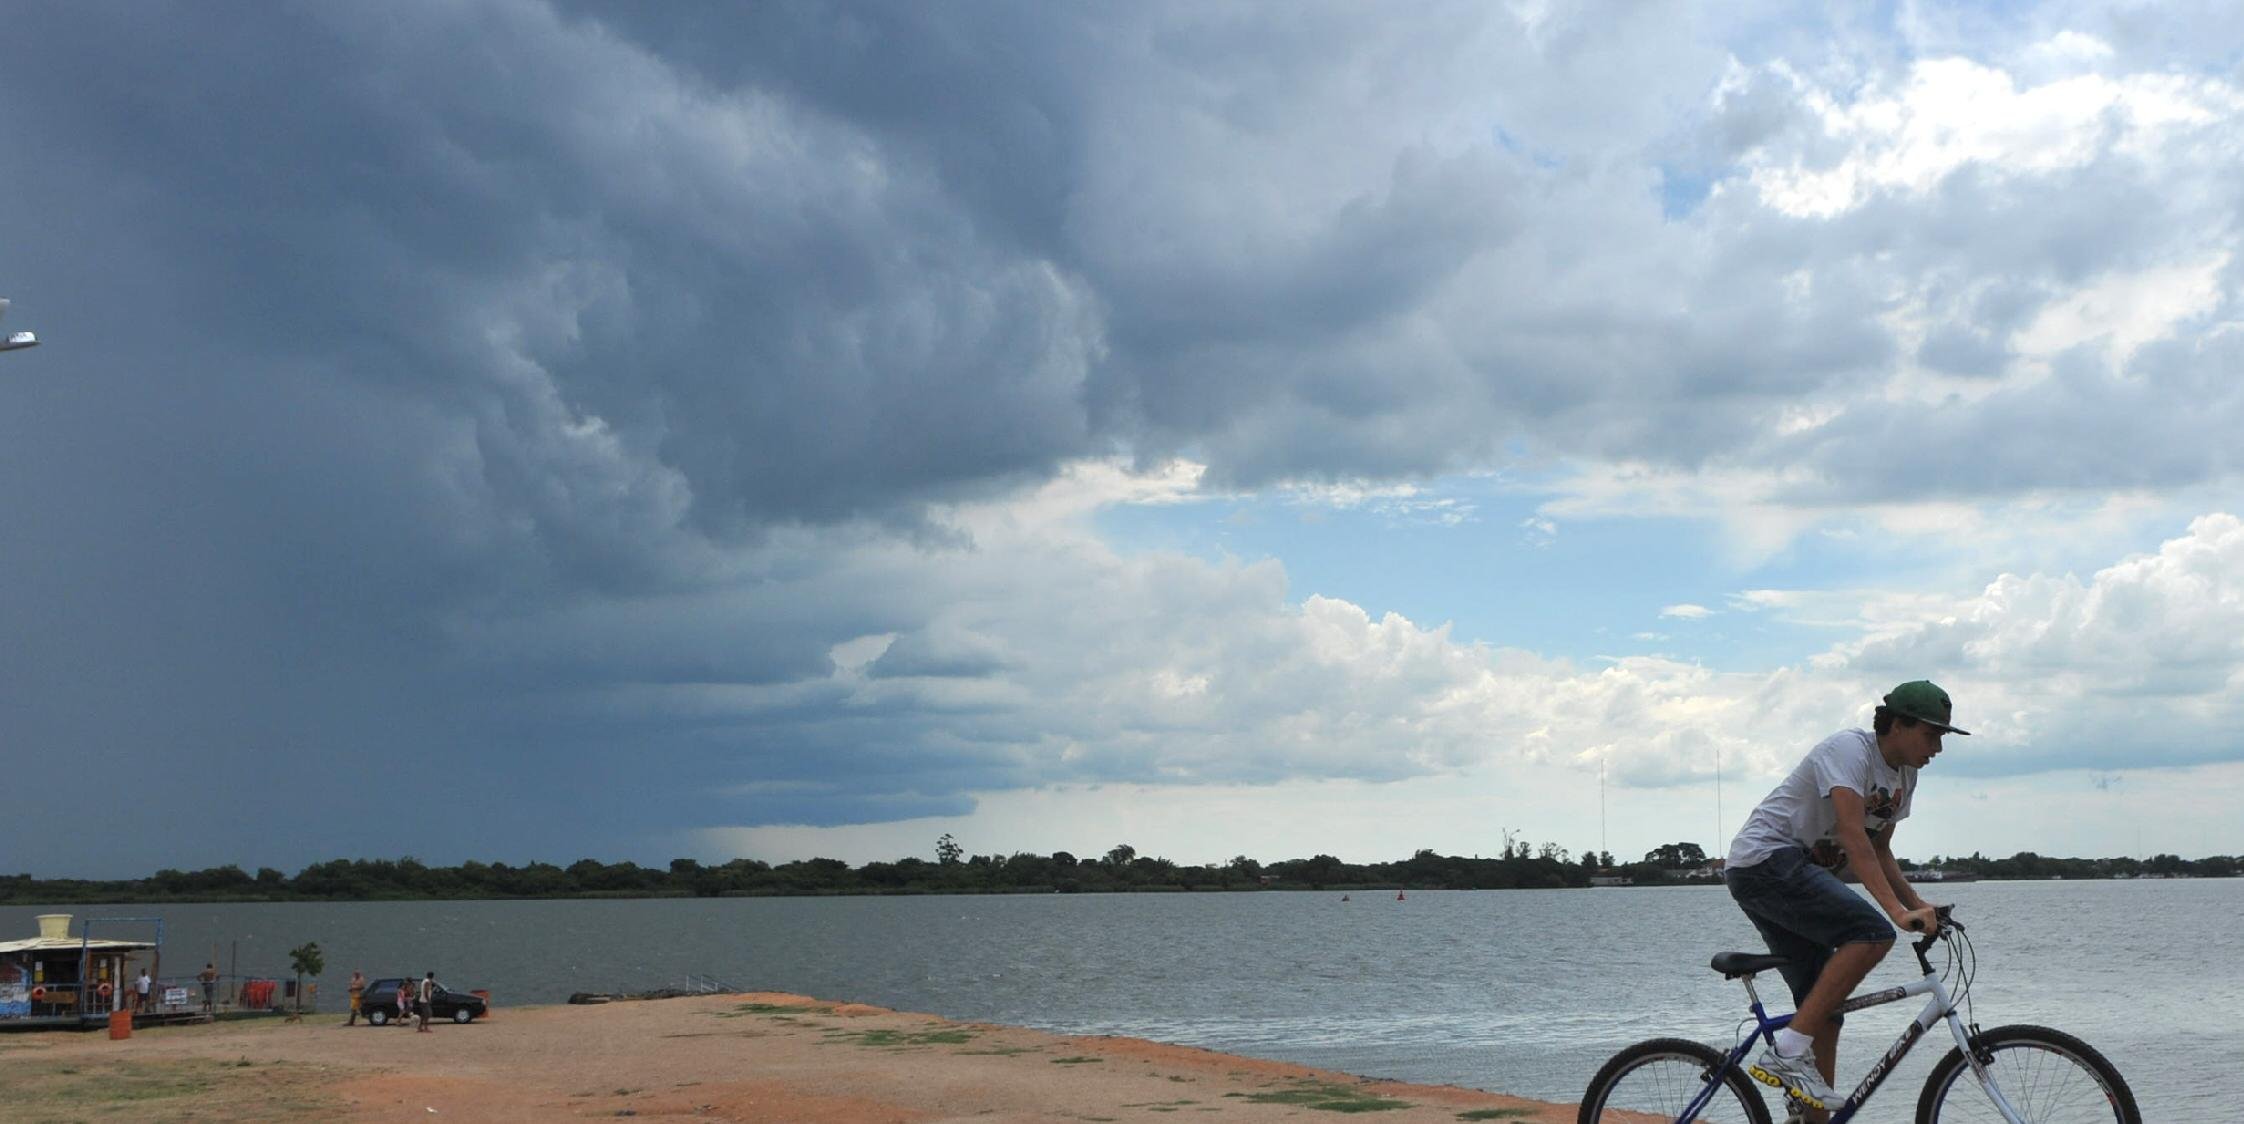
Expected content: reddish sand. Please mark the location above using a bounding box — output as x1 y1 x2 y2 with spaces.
7 992 1582 1122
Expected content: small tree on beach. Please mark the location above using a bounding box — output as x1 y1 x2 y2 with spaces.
1644 842 1707 869
288 941 324 1015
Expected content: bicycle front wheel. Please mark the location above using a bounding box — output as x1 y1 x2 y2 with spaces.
1580 1037 1772 1124
1916 1023 2140 1123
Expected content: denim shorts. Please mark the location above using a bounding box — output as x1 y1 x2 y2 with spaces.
1726 847 1895 1012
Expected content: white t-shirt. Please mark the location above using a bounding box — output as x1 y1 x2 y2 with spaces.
1728 728 1915 871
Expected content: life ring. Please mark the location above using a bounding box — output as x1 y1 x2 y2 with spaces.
97 982 113 998
29 986 45 1001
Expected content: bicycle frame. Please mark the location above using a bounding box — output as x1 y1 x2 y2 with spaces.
1678 948 2030 1124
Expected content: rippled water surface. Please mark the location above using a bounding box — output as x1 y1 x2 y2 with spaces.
10 878 2228 1119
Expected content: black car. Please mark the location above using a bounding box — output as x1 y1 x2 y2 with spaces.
362 977 486 1025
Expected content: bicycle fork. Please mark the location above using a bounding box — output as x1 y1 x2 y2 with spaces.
1944 1006 2029 1124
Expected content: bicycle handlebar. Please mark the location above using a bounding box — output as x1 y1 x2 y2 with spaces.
1910 904 1960 972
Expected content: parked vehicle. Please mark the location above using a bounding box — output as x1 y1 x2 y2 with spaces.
360 978 485 1024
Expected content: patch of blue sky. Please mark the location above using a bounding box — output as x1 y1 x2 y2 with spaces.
1094 479 1862 670
1658 165 1716 220
1491 123 1565 172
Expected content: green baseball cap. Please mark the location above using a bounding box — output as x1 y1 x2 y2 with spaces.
1883 680 1969 735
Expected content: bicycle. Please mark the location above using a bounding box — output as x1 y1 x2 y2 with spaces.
1578 906 2140 1123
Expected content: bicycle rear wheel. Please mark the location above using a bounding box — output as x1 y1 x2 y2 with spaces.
1916 1023 2140 1123
1580 1037 1772 1124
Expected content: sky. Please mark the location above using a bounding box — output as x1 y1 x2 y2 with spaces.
3 1 2242 879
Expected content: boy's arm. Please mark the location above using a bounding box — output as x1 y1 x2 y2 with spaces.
1831 787 1937 933
1871 823 1929 913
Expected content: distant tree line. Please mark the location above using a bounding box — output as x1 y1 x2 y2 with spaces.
1 840 2231 904
1901 850 2241 880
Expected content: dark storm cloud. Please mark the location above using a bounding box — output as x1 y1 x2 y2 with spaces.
9 2 1103 531
4 0 1098 872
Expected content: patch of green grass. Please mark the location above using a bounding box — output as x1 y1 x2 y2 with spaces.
957 1045 1036 1056
1050 1055 1104 1064
1122 1100 1198 1109
85 1073 220 1104
1222 1082 1411 1113
0 1057 328 1121
731 1001 833 1015
821 1027 975 1048
1456 1111 1534 1121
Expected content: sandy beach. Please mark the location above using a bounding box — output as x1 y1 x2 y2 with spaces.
0 993 1578 1122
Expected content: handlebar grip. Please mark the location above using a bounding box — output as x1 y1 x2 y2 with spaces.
1910 904 1959 950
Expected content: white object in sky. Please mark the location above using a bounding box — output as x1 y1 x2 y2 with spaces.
0 297 37 351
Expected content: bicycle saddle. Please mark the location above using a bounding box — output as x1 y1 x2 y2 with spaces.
1710 952 1789 978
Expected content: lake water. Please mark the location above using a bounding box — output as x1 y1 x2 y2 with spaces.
8 878 2227 1119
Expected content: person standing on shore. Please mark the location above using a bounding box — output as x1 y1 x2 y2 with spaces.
134 967 152 1013
395 979 411 1026
1723 680 1961 1122
197 963 219 1014
345 970 366 1026
416 972 438 1032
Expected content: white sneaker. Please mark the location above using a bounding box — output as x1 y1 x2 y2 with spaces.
1748 1044 1837 1112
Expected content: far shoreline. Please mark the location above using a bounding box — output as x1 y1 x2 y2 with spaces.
17 868 2237 908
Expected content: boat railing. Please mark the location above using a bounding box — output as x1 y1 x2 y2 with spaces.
680 973 739 994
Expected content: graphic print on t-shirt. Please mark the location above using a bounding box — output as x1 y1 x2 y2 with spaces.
1806 783 1903 871
1864 784 1900 821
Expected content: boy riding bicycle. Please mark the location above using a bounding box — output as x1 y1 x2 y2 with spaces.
1724 680 1962 1120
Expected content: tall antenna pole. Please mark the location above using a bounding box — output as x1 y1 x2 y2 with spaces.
1599 754 1607 862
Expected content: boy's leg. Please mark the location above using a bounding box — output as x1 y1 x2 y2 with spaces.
1792 938 1890 1044
1728 850 1895 1113
1795 941 1889 1121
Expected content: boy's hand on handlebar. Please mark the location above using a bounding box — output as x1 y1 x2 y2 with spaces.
1898 905 1941 936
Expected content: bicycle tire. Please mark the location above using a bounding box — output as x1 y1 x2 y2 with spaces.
1580 1036 1773 1124
1915 1023 2141 1124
